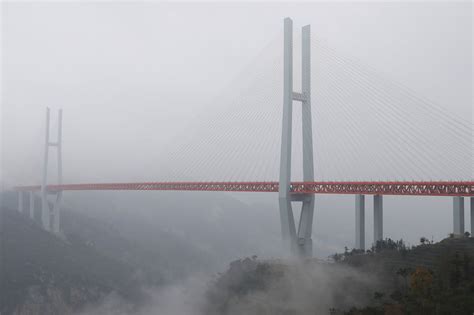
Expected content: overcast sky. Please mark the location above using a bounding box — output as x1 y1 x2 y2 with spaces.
0 0 472 255
2 1 472 186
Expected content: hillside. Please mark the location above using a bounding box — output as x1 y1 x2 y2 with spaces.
3 188 473 314
0 189 226 314
204 237 474 315
0 206 141 315
1 188 266 314
341 237 474 272
1 190 220 285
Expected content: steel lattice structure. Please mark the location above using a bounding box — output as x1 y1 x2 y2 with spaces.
14 181 474 197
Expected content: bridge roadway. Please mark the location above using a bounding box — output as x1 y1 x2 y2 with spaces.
15 181 474 197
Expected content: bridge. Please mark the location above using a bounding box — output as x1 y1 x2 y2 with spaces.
13 18 474 257
15 181 474 196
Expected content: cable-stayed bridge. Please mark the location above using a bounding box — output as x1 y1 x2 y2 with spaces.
13 18 473 257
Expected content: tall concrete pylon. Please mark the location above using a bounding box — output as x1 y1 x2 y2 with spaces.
279 18 315 257
41 107 63 234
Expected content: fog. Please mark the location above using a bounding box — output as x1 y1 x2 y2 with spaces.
2 1 472 182
2 0 472 251
0 1 473 314
79 261 381 315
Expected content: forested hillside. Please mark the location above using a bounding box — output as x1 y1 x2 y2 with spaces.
204 237 474 315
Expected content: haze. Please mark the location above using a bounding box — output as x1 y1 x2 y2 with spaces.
1 1 472 256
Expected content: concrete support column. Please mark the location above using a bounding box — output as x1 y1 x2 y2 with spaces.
41 196 50 231
355 195 365 250
471 197 473 236
52 194 61 234
279 17 296 249
278 18 315 257
52 109 63 235
453 196 465 236
297 196 315 257
373 195 383 244
17 191 24 213
296 24 314 258
29 192 35 220
41 108 51 231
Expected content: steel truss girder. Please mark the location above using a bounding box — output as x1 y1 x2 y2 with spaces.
15 181 473 196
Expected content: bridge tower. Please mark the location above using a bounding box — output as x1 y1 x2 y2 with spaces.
40 107 63 234
279 18 315 257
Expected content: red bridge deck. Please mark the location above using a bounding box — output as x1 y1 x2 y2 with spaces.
14 181 474 197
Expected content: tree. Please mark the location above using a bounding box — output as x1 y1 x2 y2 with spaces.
409 267 435 314
396 267 411 291
410 267 433 295
331 253 343 262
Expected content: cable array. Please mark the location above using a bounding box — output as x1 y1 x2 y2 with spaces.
312 38 472 180
141 33 473 182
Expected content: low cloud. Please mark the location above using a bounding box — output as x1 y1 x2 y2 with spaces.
78 275 209 315
78 259 381 315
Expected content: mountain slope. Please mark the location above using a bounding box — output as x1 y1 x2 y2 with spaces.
0 206 139 315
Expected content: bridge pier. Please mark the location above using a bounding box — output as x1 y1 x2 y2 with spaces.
17 191 24 213
29 191 35 220
355 194 365 250
279 18 315 257
41 197 50 231
471 197 473 236
453 196 464 236
293 194 315 257
373 195 383 244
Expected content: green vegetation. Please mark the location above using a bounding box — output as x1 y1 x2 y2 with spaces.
205 256 286 314
331 237 474 315
205 237 474 315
